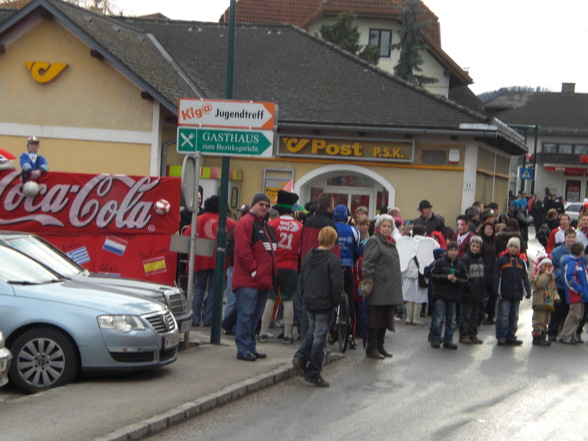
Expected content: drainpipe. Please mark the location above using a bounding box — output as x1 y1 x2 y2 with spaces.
160 139 177 176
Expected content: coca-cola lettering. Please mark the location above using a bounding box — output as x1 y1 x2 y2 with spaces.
0 171 160 230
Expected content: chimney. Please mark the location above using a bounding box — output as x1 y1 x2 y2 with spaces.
562 82 576 94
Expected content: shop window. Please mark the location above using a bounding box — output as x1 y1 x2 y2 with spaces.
576 145 588 155
559 144 573 154
369 29 392 57
421 149 447 165
542 143 557 153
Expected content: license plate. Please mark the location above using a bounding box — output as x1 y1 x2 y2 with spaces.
180 320 192 332
164 333 180 349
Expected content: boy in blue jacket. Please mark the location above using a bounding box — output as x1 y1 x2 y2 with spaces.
559 243 588 344
493 237 531 346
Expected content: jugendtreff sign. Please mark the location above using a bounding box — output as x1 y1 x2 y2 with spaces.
178 98 276 130
0 170 181 284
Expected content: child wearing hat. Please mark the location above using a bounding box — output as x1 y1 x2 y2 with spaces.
531 253 559 346
458 236 485 344
20 136 49 180
493 237 531 346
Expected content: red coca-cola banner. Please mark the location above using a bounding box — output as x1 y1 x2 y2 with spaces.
0 170 181 284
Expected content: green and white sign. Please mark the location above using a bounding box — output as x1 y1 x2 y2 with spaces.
177 127 198 153
196 128 274 157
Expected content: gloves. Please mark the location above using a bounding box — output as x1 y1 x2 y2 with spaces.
360 281 373 297
30 169 41 180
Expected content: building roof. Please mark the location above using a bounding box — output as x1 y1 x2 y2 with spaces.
220 0 440 44
219 0 471 87
486 90 588 136
0 0 525 154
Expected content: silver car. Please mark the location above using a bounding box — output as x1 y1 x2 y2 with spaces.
0 231 193 334
0 245 179 394
0 331 11 388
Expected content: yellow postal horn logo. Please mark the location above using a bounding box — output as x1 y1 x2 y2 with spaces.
25 61 68 83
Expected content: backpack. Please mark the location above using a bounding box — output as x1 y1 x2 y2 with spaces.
536 223 550 247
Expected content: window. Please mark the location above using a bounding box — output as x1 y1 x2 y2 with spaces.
369 29 392 58
576 145 588 154
421 149 447 165
542 142 588 154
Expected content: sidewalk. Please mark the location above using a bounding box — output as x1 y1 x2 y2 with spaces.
0 327 343 441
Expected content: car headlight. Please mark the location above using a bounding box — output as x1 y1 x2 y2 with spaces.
97 315 146 333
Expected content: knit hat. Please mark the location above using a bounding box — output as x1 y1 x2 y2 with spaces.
251 192 270 207
507 237 521 250
433 248 447 259
333 204 349 221
470 235 483 245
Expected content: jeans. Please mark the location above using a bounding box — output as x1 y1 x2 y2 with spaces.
430 299 456 343
496 299 520 341
193 269 214 325
222 267 237 332
235 287 268 357
295 310 332 379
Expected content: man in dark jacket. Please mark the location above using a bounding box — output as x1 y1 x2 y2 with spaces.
430 241 468 350
413 200 446 238
292 226 343 388
233 192 277 361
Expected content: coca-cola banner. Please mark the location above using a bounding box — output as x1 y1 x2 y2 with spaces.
0 170 181 284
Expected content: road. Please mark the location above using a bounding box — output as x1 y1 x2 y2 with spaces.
146 300 588 441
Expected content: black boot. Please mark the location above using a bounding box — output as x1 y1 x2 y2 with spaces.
532 330 550 346
366 328 384 359
376 328 392 358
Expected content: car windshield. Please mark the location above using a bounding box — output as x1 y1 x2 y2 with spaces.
0 245 61 284
3 236 83 278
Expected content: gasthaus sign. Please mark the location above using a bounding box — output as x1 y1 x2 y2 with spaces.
278 136 415 163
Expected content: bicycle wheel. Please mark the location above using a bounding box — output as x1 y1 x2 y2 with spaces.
337 293 350 353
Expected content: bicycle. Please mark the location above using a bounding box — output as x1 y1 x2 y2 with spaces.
329 291 354 352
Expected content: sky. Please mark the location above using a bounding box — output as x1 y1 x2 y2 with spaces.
112 0 588 95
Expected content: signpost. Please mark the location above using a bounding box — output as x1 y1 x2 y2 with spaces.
178 98 276 130
177 127 273 157
520 167 533 180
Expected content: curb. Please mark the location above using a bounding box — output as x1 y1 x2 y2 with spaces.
96 352 344 441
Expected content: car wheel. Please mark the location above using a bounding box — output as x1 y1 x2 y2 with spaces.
9 327 79 394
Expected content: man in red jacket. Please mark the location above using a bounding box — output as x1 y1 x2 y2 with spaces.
233 192 277 361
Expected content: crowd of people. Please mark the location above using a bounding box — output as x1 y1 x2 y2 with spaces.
187 185 588 388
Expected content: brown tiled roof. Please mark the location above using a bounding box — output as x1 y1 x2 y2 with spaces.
221 0 440 45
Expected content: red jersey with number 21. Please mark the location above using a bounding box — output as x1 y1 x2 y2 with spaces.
269 215 302 271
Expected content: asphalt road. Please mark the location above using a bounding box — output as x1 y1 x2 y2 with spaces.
146 300 588 441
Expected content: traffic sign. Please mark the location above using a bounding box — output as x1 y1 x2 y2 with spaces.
178 99 277 130
195 128 274 158
520 167 533 180
177 127 198 153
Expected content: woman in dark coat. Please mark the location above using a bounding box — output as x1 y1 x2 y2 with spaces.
496 219 527 256
479 221 498 324
360 214 403 359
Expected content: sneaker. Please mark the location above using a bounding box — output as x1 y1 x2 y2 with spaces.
292 357 307 376
575 335 584 344
258 334 269 343
559 338 577 345
282 336 295 345
470 337 484 344
443 342 458 350
348 338 357 349
459 338 472 344
496 339 506 346
430 340 441 348
305 375 330 388
506 339 523 346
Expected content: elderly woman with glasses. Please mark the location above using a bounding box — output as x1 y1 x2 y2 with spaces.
360 214 403 359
